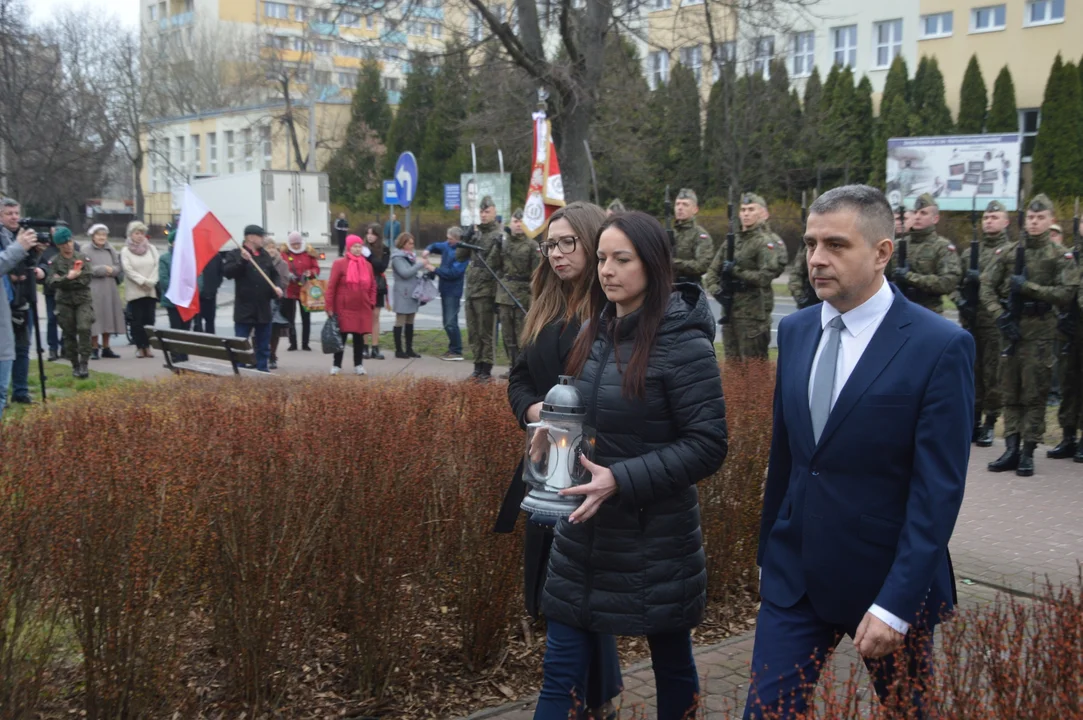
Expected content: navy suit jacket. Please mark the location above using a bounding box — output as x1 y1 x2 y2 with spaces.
758 283 975 630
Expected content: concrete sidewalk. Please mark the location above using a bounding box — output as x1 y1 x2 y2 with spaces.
455 448 1083 720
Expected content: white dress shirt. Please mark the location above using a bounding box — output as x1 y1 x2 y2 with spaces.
809 277 911 635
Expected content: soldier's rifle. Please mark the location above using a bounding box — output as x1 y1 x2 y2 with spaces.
998 241 1026 358
717 187 737 325
894 204 909 286
1057 198 1080 352
663 185 675 252
959 196 981 325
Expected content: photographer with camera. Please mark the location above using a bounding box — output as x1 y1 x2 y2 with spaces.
0 198 47 404
0 206 47 414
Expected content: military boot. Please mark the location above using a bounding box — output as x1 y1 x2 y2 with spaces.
976 414 997 448
469 362 482 379
1046 429 1077 459
1017 441 1037 477
988 434 1020 472
1074 444 1083 463
393 326 407 359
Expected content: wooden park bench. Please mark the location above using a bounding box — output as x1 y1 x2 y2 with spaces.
148 327 268 377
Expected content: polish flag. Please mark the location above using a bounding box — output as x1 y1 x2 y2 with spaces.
167 184 232 321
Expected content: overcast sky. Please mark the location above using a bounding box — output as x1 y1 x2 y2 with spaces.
31 0 140 27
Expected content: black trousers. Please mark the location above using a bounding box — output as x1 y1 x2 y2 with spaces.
166 306 192 361
333 332 365 368
127 297 157 349
192 295 217 335
281 298 311 347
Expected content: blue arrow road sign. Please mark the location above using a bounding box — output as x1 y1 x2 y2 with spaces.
394 151 418 208
382 180 398 205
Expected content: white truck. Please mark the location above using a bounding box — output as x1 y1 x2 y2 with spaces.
190 170 331 248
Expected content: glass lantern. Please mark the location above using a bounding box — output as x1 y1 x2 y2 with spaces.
521 375 590 519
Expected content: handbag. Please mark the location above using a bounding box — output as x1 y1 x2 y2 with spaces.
321 314 344 354
301 278 327 311
412 273 438 305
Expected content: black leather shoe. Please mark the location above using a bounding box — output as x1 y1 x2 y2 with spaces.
1047 431 1077 459
11 395 34 404
988 435 1020 472
47 349 59 361
976 425 995 447
1017 441 1036 477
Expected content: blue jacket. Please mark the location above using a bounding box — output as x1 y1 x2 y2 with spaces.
759 283 973 631
426 241 469 299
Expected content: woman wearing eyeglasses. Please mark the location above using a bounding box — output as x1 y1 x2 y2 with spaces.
500 201 622 719
533 211 728 720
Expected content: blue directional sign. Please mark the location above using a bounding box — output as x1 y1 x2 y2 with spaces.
444 183 461 211
393 151 418 208
382 180 398 205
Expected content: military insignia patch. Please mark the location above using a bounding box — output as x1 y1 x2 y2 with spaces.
767 243 775 248
1067 252 1075 259
947 244 956 252
995 247 1003 254
699 234 708 239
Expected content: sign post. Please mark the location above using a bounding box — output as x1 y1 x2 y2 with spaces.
394 151 418 235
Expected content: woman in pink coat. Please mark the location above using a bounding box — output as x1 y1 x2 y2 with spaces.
326 234 376 375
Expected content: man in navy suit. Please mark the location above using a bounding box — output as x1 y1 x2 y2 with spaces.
745 185 974 719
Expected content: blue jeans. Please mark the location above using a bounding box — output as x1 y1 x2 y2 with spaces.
235 322 271 371
12 312 32 400
536 621 694 720
743 595 935 720
0 359 12 415
46 294 60 352
441 292 462 354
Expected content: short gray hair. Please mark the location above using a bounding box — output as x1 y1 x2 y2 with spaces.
126 220 148 238
809 185 895 245
1 197 19 209
447 226 462 240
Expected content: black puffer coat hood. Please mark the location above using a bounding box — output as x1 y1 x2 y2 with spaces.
542 283 728 636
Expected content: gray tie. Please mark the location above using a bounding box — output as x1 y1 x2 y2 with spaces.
811 316 845 444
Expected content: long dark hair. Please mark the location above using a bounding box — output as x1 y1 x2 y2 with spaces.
363 224 385 257
566 211 674 400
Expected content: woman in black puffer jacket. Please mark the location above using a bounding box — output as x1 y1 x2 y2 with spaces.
533 211 728 720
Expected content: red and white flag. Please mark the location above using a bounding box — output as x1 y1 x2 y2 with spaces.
522 110 565 239
167 184 232 321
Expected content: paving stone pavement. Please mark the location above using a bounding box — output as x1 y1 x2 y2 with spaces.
457 449 1081 720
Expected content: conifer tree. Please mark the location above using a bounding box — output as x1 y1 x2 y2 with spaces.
987 66 1019 132
419 48 470 206
957 54 988 133
797 67 827 189
1032 56 1083 198
853 76 874 183
666 63 704 193
382 53 436 182
870 56 910 187
326 60 390 209
911 57 953 135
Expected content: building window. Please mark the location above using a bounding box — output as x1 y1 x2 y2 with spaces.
159 137 170 188
266 34 289 49
292 37 305 52
920 12 953 38
679 45 702 84
681 0 704 5
339 41 361 57
243 129 253 171
340 12 359 27
148 3 158 21
314 70 332 86
874 19 902 69
190 134 200 174
971 5 1007 32
264 2 288 20
648 50 669 89
710 41 736 82
295 6 307 21
791 31 814 78
649 0 671 9
408 20 424 35
382 77 400 92
1020 108 1039 160
225 130 235 174
175 135 185 178
753 35 774 78
261 126 272 169
832 25 856 68
1025 0 1064 26
366 14 375 29
313 39 331 54
339 71 358 87
469 11 482 42
208 132 217 174
148 139 158 192
431 23 442 38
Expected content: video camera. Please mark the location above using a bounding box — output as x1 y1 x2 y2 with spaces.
18 218 62 244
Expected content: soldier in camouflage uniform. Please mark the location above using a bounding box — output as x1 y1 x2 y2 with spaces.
671 188 715 285
704 193 779 361
1048 228 1083 462
456 195 503 382
45 226 95 379
787 249 820 309
981 194 1081 477
889 193 961 314
488 208 538 374
757 199 788 326
953 200 1011 448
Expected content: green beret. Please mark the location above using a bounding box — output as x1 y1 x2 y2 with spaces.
985 200 1007 213
741 192 767 208
480 195 495 210
53 227 72 245
676 188 699 204
511 208 524 221
607 198 626 213
913 193 938 211
166 229 177 245
1027 193 1054 212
